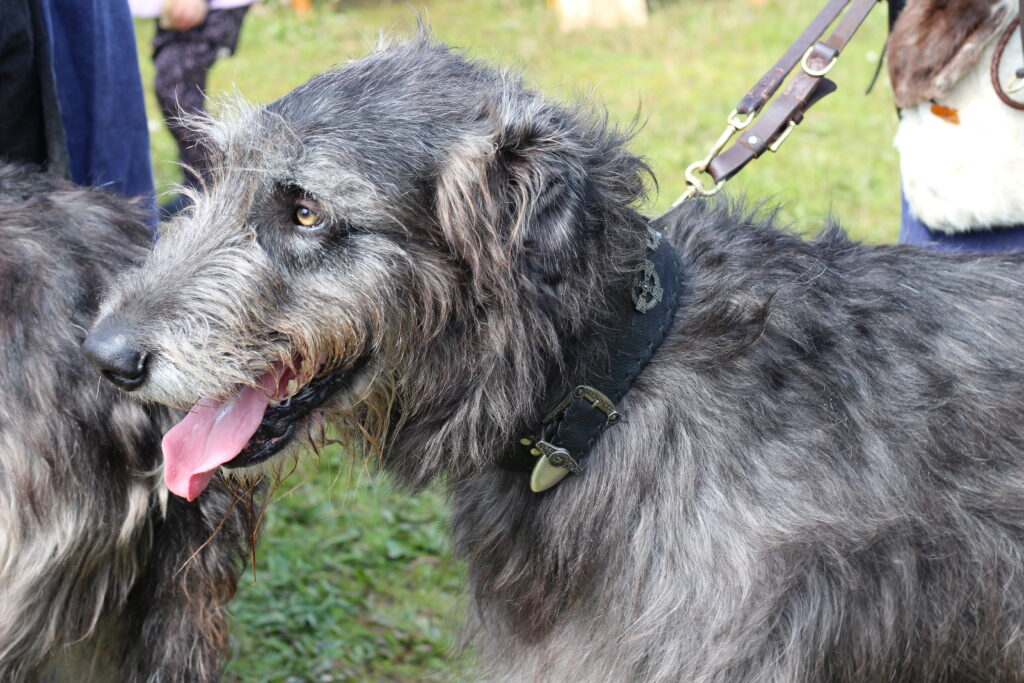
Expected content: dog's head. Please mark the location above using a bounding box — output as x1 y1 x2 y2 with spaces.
85 36 650 499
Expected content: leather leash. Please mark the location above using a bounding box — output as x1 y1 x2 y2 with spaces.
994 0 1024 102
1017 0 1024 88
659 0 882 213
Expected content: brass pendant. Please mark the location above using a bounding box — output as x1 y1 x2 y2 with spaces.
528 440 582 493
530 456 573 492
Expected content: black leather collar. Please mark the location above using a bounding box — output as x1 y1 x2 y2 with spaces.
499 228 685 491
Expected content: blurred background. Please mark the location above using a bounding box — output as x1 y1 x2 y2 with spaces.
133 0 898 679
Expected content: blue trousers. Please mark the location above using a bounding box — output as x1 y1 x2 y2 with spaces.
899 192 1024 253
39 0 154 212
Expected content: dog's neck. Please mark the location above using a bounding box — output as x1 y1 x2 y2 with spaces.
375 211 674 488
496 227 686 492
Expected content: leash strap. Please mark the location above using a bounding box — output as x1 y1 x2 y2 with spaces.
707 0 880 185
659 0 882 210
501 231 684 492
736 0 863 116
1003 0 1024 95
993 13 1024 106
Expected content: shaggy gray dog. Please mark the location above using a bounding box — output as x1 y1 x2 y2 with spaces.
86 37 1024 681
0 164 252 682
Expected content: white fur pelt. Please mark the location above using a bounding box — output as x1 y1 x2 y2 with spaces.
894 1 1024 233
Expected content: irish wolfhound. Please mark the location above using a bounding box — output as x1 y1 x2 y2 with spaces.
86 37 1024 681
0 164 253 681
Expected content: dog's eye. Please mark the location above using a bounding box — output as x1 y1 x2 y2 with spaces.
294 206 321 228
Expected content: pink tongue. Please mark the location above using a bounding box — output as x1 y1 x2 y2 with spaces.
162 372 279 501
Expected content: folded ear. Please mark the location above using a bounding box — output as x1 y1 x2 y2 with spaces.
434 93 593 293
434 85 650 301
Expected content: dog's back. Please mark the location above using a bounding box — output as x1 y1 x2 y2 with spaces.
673 199 1024 679
0 165 250 682
461 199 1024 681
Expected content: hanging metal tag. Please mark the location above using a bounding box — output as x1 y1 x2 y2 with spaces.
529 440 582 493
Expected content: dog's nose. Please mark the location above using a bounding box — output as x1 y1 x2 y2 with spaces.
83 318 149 391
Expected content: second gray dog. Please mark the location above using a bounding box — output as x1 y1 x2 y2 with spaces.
87 36 1024 681
0 163 251 682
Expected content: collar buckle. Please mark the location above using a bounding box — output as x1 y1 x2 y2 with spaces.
499 232 683 489
524 386 620 492
547 385 621 430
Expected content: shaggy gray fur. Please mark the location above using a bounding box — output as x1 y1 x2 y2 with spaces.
91 36 1024 681
0 164 252 682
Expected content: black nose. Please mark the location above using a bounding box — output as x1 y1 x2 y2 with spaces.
83 317 149 391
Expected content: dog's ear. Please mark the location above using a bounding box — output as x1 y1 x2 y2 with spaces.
494 101 592 260
434 95 593 291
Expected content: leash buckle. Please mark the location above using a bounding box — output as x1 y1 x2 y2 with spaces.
529 440 582 492
673 108 750 206
801 44 838 77
768 120 798 153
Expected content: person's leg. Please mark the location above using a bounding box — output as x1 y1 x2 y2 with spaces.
152 7 249 218
44 0 153 204
153 36 218 190
0 0 68 174
0 0 50 167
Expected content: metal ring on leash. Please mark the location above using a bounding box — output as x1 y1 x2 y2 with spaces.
801 45 838 77
727 110 754 130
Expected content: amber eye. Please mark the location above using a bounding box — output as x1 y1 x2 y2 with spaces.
294 206 320 227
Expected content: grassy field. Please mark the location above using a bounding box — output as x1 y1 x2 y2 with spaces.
134 1 900 679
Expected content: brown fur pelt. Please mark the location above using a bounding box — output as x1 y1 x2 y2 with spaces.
888 0 1015 108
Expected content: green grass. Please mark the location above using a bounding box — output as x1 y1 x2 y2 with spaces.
133 1 902 679
224 463 465 682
